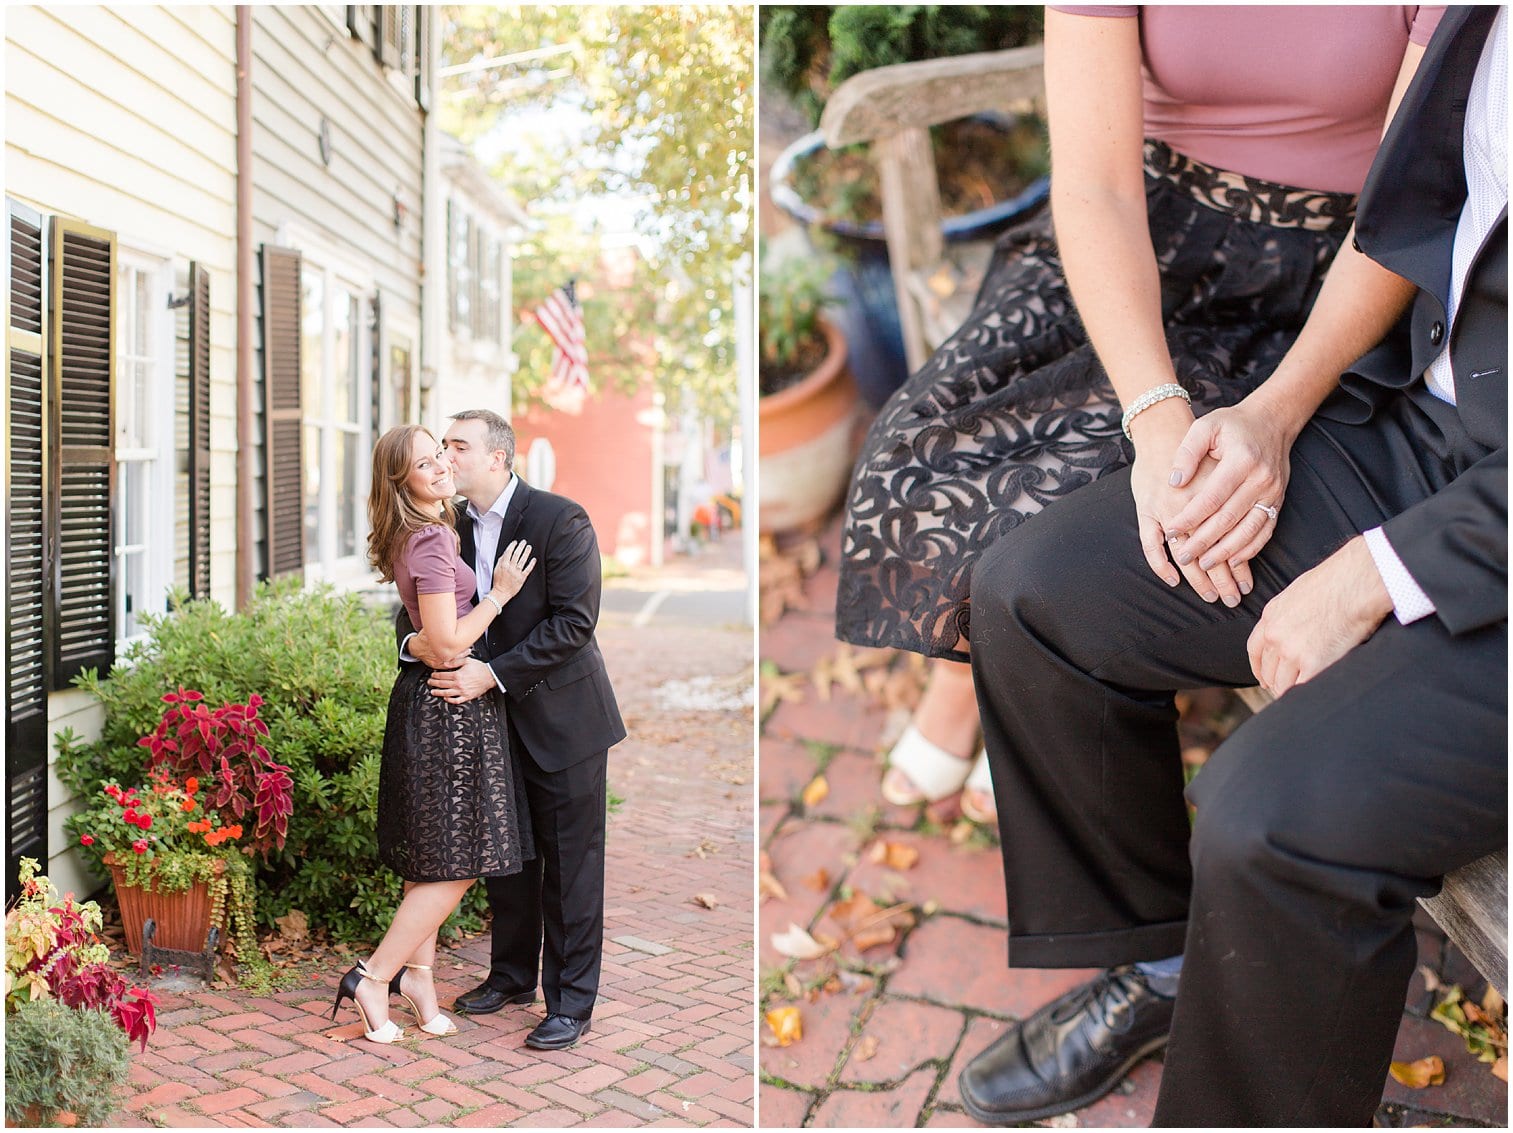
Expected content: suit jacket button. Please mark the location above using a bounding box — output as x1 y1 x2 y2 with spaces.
1429 320 1445 346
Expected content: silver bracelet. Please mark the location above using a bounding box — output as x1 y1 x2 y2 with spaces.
482 593 504 615
1121 383 1191 442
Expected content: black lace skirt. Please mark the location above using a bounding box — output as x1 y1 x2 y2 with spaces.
835 140 1358 662
377 665 534 882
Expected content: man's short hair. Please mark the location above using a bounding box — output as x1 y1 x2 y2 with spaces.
449 409 516 469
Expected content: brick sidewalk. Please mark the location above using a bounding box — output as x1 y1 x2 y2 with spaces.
759 513 1506 1129
108 568 754 1128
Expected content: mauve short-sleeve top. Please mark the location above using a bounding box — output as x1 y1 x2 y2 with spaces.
394 524 476 630
1049 5 1446 193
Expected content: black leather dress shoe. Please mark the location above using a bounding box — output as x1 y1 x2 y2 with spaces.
524 1013 592 1050
452 982 536 1015
959 965 1175 1125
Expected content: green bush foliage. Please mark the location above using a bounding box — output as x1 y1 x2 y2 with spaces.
4 999 130 1127
55 580 488 944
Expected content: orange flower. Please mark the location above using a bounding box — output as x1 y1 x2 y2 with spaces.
185 777 199 796
227 825 243 840
180 797 196 813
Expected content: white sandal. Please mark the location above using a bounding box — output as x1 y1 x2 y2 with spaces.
390 963 459 1037
881 725 974 805
960 749 997 825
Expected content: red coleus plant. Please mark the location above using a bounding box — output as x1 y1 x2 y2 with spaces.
137 689 293 855
54 963 160 1052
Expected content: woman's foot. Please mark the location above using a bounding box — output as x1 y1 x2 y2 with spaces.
882 661 981 804
333 962 405 1044
960 749 998 826
881 725 975 804
391 964 458 1036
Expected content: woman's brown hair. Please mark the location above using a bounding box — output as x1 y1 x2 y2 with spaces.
366 424 456 583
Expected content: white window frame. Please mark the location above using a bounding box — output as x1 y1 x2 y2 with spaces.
276 223 375 587
113 246 177 653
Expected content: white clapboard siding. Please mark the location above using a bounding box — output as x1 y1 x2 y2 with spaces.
5 4 239 898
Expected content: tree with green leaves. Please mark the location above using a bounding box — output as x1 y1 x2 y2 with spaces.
441 5 752 426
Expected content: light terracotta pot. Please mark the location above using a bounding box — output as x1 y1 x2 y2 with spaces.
758 319 861 533
104 853 224 956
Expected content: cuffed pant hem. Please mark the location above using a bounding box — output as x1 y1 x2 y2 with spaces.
1007 919 1189 969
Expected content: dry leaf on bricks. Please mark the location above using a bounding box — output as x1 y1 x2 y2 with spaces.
854 1035 880 1062
867 840 920 870
691 893 720 910
802 868 831 892
764 1006 803 1047
1389 1056 1446 1088
801 775 829 808
759 852 789 902
770 923 836 961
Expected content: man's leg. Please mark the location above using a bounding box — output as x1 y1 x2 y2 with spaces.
1155 614 1507 1126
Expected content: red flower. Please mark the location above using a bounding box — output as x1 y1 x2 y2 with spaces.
79 834 95 846
185 777 199 796
136 815 152 830
181 798 196 813
131 840 148 854
123 809 139 823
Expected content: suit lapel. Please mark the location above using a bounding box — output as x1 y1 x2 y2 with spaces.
454 499 476 567
496 478 532 557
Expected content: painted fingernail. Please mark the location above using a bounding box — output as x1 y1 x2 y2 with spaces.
1199 556 1214 570
1239 579 1252 594
1202 591 1217 603
1177 552 1191 565
1168 470 1182 486
1223 594 1240 608
1167 574 1181 587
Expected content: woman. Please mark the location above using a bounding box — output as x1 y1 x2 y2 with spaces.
332 424 535 1044
835 5 1442 822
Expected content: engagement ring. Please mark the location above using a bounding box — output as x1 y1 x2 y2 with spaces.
1252 502 1279 521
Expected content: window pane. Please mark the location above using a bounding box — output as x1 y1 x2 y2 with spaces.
304 423 322 564
333 288 358 422
118 461 148 638
301 269 324 420
336 431 359 559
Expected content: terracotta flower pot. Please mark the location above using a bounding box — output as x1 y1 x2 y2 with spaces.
103 853 224 956
758 318 861 533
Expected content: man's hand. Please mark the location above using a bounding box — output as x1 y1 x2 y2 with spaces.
1247 536 1394 696
428 658 497 704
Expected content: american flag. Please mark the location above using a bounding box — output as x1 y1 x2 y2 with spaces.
534 281 589 396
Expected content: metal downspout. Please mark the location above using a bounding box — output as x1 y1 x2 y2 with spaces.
235 5 255 608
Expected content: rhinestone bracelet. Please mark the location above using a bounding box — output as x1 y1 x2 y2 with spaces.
1121 383 1191 442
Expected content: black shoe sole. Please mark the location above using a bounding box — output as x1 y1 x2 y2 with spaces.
453 990 536 1015
524 1021 591 1050
959 1034 1169 1126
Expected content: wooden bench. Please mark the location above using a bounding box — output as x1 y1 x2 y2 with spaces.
822 48 1508 996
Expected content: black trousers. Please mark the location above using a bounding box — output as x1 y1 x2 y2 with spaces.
969 393 1507 1126
483 717 607 1020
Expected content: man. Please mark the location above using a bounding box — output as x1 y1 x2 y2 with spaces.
399 409 625 1051
959 7 1505 1126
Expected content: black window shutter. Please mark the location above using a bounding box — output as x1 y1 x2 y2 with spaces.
187 262 212 599
260 245 303 580
6 198 49 898
48 217 116 688
414 6 431 111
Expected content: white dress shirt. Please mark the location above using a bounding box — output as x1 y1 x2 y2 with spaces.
1364 6 1508 626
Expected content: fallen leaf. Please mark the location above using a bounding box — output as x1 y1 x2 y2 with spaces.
851 923 899 952
1418 965 1444 994
765 1006 803 1047
1389 1056 1446 1088
1044 1115 1079 1128
275 909 309 943
801 775 829 808
1493 1056 1508 1082
855 1035 880 1062
1482 986 1505 1016
759 852 789 903
770 923 834 960
784 972 803 998
802 868 831 892
690 893 720 910
948 820 975 846
866 840 919 870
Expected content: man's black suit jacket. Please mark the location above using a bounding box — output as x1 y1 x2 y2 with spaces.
1319 3 1507 636
396 478 627 772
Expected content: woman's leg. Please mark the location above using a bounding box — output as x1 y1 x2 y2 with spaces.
886 653 997 824
353 878 473 1028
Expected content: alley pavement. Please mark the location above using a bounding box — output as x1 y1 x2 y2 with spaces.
758 512 1507 1129
108 538 754 1128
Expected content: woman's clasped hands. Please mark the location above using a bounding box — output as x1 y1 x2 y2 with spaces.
1132 397 1294 606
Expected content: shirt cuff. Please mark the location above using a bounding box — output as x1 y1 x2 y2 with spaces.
489 663 507 695
400 633 418 663
1362 526 1436 625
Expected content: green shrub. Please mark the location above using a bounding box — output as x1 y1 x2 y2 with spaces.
55 580 488 944
4 999 130 1127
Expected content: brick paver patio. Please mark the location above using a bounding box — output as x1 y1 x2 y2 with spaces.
105 543 754 1128
758 511 1507 1129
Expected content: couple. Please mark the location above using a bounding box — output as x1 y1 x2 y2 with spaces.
334 409 624 1051
842 5 1504 1126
